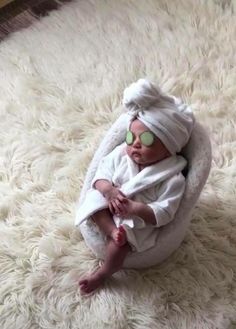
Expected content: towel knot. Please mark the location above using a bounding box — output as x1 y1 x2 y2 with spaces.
122 79 162 114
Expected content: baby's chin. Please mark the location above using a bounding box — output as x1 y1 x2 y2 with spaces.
127 152 149 166
126 147 154 166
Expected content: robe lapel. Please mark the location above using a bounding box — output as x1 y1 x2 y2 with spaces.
121 155 186 197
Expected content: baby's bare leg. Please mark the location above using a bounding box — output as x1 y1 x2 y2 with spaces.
79 239 131 294
91 209 126 246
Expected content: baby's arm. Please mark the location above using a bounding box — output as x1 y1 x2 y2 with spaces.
115 198 156 225
94 179 114 197
94 180 123 199
128 201 156 225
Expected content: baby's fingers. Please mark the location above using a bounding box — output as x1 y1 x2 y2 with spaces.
108 201 116 215
117 204 129 218
116 194 127 203
110 200 120 215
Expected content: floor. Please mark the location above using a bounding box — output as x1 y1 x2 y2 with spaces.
0 0 71 40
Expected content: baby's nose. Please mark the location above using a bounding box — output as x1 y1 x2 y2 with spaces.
132 137 141 148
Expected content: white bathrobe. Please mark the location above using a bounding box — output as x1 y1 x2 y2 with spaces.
76 143 186 252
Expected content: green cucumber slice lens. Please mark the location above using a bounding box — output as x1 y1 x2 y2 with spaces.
125 130 155 146
126 131 134 145
140 131 155 146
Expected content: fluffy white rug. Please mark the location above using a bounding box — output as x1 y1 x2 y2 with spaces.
0 0 236 328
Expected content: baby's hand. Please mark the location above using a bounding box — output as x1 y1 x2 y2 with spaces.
115 198 138 218
103 186 126 214
104 186 124 201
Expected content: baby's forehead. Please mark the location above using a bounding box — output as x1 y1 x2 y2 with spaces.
129 119 150 132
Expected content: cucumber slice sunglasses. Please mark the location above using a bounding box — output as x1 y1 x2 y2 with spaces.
126 130 155 147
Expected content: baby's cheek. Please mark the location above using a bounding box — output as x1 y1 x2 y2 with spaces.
146 146 156 154
126 146 132 158
142 148 156 160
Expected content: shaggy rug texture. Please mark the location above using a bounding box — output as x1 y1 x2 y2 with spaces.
0 0 236 328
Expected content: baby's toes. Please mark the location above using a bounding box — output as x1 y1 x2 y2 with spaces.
111 228 126 246
119 225 126 234
117 226 127 245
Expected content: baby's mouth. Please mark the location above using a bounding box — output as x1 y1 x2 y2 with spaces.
132 151 142 159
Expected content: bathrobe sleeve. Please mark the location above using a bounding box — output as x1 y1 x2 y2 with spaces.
91 143 125 187
75 144 125 226
148 173 185 227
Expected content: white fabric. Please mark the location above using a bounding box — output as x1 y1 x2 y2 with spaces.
123 79 195 154
76 143 186 252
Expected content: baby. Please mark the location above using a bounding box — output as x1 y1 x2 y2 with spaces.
76 79 195 294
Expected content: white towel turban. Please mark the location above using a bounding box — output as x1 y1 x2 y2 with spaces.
123 79 195 155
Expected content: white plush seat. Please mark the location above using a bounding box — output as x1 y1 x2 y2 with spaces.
77 113 211 268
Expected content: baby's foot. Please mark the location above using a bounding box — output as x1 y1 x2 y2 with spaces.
110 226 127 247
79 271 106 295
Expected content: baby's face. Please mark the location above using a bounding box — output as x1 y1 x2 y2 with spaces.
126 119 171 168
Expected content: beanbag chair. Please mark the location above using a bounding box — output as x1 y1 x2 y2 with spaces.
76 110 211 268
